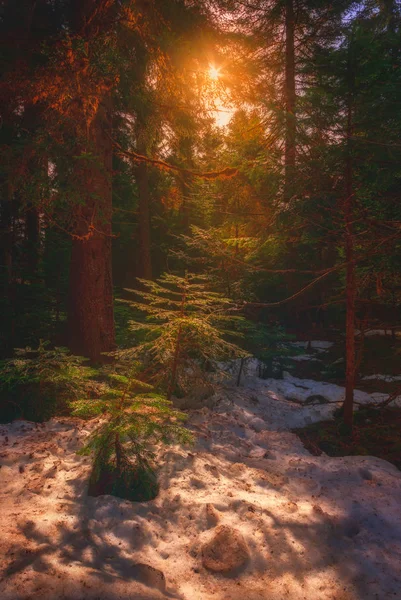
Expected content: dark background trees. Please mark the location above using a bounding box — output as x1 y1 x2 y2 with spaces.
1 0 401 424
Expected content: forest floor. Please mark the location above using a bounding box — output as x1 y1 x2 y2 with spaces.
296 405 401 470
1 342 401 600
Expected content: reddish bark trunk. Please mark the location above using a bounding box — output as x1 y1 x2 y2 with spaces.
66 0 116 362
68 98 115 362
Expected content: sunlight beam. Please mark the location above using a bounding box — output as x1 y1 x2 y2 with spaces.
209 65 220 81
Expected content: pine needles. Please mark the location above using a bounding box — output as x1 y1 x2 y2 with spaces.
118 273 249 400
71 363 192 501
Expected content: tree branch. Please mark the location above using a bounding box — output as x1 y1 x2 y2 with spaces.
112 137 238 180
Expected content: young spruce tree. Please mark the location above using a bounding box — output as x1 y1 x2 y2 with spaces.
71 367 191 501
120 273 248 401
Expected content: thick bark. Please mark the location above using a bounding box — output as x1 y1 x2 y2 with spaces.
68 98 115 362
67 0 116 362
284 0 296 201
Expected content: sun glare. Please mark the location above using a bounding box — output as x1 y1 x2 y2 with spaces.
209 65 220 80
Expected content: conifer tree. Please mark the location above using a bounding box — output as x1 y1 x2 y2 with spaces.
72 368 191 500
119 273 248 400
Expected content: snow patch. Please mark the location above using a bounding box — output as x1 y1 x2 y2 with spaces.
1 369 401 600
290 340 334 350
355 328 401 337
362 373 401 382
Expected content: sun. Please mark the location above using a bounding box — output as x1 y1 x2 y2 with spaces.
209 65 220 81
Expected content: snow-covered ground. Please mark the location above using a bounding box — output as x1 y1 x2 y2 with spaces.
1 367 401 600
287 340 333 362
355 329 401 338
290 341 334 351
362 374 401 383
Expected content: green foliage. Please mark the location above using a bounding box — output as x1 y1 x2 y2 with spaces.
177 226 257 300
118 273 249 398
0 342 97 423
0 226 71 356
238 321 296 379
0 340 193 501
113 296 140 348
71 365 192 501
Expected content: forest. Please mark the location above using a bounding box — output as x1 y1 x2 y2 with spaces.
1 1 401 599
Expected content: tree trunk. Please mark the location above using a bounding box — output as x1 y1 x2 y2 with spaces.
284 0 296 201
66 0 116 361
68 97 115 362
342 40 356 429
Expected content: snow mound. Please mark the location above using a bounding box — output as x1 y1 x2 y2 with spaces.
362 374 401 382
290 354 322 362
355 328 401 337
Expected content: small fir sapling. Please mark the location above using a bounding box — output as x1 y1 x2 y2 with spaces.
0 342 192 500
71 366 192 501
117 273 249 401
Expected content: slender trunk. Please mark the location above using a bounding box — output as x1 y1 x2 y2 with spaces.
236 357 245 387
167 287 186 399
284 0 296 201
342 42 356 429
168 324 182 400
68 97 115 361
